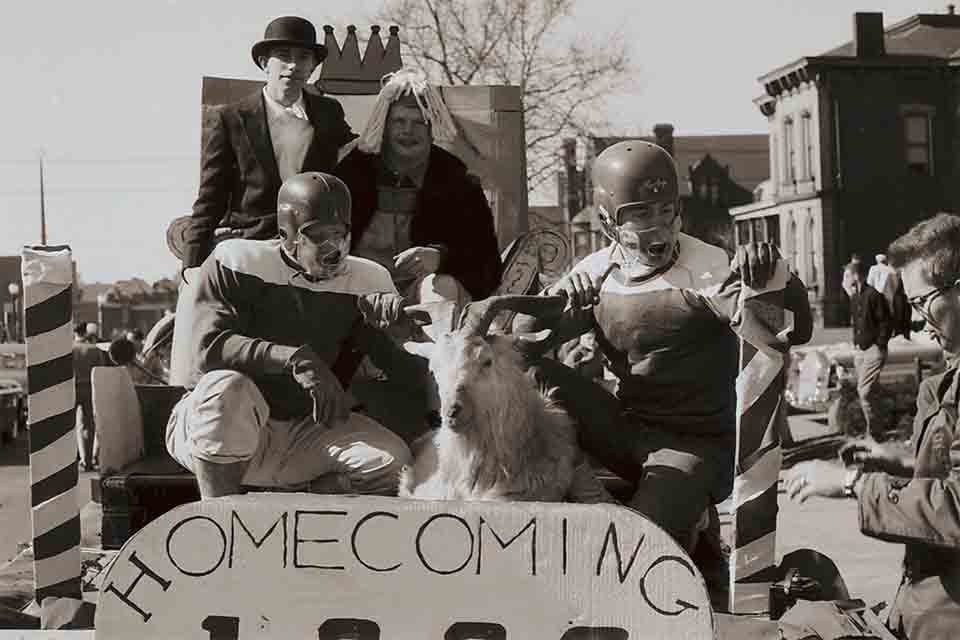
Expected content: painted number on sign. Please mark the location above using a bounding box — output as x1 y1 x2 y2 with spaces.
200 616 626 639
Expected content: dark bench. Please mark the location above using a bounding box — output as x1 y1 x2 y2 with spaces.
97 382 195 549
96 375 633 549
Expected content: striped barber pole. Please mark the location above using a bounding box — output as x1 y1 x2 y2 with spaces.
21 245 82 603
728 262 791 614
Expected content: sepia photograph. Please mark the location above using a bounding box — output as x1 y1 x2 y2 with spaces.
0 2 957 638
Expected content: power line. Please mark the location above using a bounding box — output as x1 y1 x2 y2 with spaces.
0 155 196 166
0 186 193 196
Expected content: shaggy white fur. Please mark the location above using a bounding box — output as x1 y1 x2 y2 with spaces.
401 327 609 503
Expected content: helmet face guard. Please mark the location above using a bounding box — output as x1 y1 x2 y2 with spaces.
293 222 351 281
599 209 680 281
277 172 352 281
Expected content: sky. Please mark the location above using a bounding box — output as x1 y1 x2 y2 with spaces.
0 0 945 283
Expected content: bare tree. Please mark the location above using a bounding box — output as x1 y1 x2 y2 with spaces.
377 0 635 192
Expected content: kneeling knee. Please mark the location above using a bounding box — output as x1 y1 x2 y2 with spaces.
186 370 268 462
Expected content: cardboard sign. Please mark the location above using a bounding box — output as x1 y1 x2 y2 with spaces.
96 495 715 639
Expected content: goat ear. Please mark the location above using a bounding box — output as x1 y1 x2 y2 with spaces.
513 329 554 354
403 340 435 359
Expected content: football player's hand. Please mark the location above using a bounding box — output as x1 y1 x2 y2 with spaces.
357 293 406 329
285 346 349 426
394 246 443 279
550 263 619 310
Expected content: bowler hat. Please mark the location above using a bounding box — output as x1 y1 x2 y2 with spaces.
251 16 328 69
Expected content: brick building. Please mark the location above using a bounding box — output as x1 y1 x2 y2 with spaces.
559 127 768 263
732 9 960 326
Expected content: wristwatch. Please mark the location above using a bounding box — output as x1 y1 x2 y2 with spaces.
843 466 864 498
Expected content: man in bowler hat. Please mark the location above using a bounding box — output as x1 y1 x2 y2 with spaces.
182 16 357 269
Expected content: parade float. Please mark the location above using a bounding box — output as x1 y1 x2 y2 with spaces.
0 25 896 640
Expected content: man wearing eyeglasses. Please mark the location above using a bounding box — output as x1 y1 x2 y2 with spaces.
844 261 893 441
786 212 960 639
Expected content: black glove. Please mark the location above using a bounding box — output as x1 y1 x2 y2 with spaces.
734 241 780 289
357 293 406 329
285 345 350 426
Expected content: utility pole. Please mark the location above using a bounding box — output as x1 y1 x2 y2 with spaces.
39 151 47 245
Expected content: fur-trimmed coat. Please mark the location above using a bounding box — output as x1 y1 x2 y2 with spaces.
334 145 503 300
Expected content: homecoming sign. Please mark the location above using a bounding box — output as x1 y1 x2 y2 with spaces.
96 495 715 639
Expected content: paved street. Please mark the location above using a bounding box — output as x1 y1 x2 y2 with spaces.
0 430 94 566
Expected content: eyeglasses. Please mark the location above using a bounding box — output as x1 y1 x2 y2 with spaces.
908 282 958 320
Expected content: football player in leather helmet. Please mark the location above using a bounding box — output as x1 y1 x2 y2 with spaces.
277 172 352 281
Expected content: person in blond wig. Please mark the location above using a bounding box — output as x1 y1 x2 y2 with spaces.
334 69 502 314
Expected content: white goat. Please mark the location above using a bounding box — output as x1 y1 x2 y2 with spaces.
400 295 610 503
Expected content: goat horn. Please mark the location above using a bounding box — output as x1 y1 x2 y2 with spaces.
459 295 568 336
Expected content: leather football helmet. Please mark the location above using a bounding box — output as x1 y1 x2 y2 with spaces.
592 140 680 229
277 172 352 280
592 141 682 280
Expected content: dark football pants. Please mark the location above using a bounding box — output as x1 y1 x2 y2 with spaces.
529 358 735 551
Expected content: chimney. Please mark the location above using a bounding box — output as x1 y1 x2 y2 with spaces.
853 12 885 58
653 123 675 157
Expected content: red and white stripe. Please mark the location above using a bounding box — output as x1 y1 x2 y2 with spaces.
22 245 82 603
728 263 791 613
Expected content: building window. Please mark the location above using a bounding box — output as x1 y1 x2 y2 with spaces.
903 112 933 176
573 230 591 258
736 215 781 246
766 215 780 247
786 214 797 272
735 220 750 245
783 117 796 184
801 112 814 180
770 134 779 195
595 231 608 250
805 212 818 286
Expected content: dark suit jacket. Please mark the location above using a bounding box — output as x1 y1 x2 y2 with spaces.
333 145 503 300
183 90 356 268
850 284 892 350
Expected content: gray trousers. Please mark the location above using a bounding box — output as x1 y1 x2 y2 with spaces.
854 344 887 438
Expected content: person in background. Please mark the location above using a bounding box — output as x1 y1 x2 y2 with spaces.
84 322 100 343
845 261 893 440
786 212 960 640
73 324 107 471
868 253 901 312
125 328 145 355
181 16 356 270
109 336 165 385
